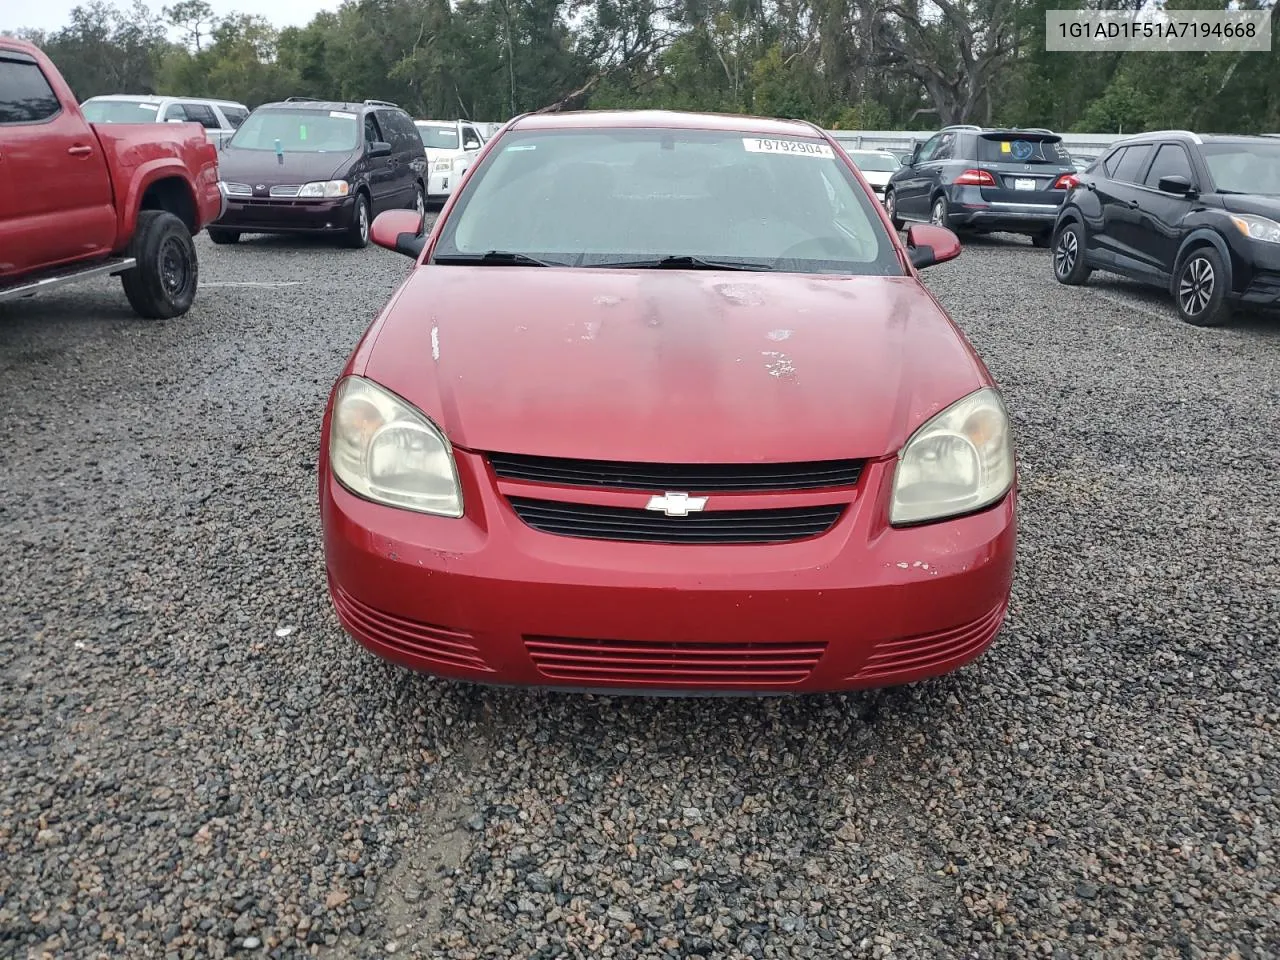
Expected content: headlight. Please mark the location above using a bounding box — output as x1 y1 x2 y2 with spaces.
1230 214 1280 243
890 387 1014 526
433 158 452 172
329 377 463 517
298 180 350 199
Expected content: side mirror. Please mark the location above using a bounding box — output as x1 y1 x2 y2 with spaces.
368 140 392 158
370 209 426 258
1158 174 1194 195
905 223 961 270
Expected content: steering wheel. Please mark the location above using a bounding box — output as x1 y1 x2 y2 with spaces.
775 236 851 261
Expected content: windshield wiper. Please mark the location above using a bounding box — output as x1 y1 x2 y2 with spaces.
584 255 773 272
432 250 560 267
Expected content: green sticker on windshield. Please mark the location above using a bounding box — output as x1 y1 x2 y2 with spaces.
300 125 307 140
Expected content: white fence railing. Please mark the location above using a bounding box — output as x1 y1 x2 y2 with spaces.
826 129 1125 158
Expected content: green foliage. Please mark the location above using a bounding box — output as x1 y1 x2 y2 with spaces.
15 0 1280 131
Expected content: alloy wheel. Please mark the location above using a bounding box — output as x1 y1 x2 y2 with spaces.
1179 256 1214 316
931 200 945 226
1054 230 1077 278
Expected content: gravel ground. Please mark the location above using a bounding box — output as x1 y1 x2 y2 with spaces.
1 227 1278 960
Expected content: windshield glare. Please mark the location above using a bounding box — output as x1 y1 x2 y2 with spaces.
228 109 358 153
1203 143 1280 195
81 99 161 123
847 152 899 172
433 129 901 275
418 125 459 149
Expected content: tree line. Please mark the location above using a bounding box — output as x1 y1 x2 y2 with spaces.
8 0 1279 133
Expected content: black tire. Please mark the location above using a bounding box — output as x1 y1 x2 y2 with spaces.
883 189 904 231
120 210 198 319
1052 221 1091 286
1175 246 1232 327
930 195 950 229
1030 229 1052 249
207 227 240 245
343 193 371 249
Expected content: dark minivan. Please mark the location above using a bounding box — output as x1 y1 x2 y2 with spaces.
210 98 427 248
885 125 1079 246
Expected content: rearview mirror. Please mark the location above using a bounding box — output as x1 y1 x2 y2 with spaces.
371 209 426 258
905 223 961 270
368 140 392 158
1158 174 1194 195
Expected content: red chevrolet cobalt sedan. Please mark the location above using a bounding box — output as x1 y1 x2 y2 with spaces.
319 110 1016 694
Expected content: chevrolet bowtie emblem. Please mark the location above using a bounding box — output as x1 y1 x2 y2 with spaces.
645 491 707 517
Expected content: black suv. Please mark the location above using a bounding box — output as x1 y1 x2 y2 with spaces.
1052 131 1280 327
210 98 428 248
884 125 1079 246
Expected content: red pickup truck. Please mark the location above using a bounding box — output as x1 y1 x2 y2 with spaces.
0 37 224 318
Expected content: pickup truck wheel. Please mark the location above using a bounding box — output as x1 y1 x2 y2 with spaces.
208 228 240 245
121 211 199 319
343 194 371 249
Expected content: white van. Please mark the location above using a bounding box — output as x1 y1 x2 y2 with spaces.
80 95 250 148
414 119 486 201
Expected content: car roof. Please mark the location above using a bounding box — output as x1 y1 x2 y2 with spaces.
83 94 246 107
415 119 462 127
0 36 41 55
1111 130 1277 147
509 109 823 138
259 100 378 113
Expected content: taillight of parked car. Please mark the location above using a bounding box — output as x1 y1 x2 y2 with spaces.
1052 173 1080 190
953 169 997 186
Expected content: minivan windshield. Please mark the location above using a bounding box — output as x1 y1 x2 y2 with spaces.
81 99 161 123
432 128 903 275
417 124 460 149
846 151 900 172
1201 141 1280 195
228 108 358 153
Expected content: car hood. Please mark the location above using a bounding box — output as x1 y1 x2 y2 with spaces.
860 171 893 186
361 268 991 462
217 148 354 185
1221 194 1280 218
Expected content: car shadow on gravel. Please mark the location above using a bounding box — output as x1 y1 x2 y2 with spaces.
0 291 143 329
373 656 994 774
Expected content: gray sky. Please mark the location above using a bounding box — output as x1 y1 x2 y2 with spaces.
4 0 338 34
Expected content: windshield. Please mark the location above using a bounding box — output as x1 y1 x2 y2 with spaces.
417 124 459 149
1202 142 1280 195
81 99 161 123
977 135 1070 165
228 108 358 153
847 152 900 172
432 128 902 275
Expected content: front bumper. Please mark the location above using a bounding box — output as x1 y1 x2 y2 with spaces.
214 196 356 234
321 452 1017 695
427 171 453 198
